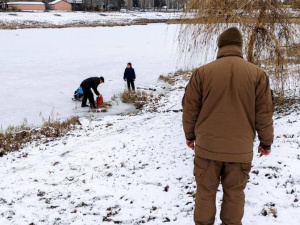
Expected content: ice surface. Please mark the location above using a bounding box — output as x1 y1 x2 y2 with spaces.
0 24 193 129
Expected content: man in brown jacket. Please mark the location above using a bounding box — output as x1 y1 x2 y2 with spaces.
182 27 274 225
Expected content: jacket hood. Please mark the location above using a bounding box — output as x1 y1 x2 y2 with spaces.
217 45 243 59
217 27 243 49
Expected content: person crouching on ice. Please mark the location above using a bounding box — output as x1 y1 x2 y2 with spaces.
80 76 104 109
124 62 136 91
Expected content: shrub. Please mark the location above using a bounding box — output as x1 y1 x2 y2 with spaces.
158 74 176 85
159 69 193 85
120 90 150 109
0 116 81 156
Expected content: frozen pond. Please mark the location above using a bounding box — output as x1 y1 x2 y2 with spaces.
0 24 189 129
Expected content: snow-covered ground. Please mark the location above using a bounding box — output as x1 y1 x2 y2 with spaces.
0 24 202 130
0 11 183 28
0 73 300 224
1 13 299 224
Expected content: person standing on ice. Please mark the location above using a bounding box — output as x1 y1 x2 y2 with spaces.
182 27 274 225
80 76 104 108
123 62 136 91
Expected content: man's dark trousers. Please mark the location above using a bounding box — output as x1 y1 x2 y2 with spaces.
127 78 135 91
81 86 96 108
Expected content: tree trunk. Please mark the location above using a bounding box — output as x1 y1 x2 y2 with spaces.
247 29 257 63
247 2 266 64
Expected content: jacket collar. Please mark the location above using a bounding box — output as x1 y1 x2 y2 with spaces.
217 45 243 59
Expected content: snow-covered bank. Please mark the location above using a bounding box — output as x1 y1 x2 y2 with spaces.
0 11 183 29
1 73 300 224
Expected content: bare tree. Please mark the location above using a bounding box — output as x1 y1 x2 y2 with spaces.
179 0 298 100
42 0 50 11
154 0 165 9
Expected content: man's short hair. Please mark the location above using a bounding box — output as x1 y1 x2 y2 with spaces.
127 62 132 67
100 76 104 83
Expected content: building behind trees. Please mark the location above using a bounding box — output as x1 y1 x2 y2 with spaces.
1 0 184 11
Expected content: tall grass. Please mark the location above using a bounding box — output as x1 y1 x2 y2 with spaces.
159 69 193 85
0 116 80 156
120 90 151 109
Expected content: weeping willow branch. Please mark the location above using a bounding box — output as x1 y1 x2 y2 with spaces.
179 0 297 100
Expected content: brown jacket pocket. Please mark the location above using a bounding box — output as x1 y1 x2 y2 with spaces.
194 157 209 182
241 162 252 180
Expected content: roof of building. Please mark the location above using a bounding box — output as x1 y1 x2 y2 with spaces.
66 0 83 4
49 0 69 5
7 1 44 4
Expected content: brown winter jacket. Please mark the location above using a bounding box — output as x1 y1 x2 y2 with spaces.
182 45 274 163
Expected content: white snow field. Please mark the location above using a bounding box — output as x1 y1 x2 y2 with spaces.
1 13 300 225
0 24 196 130
0 11 183 27
0 74 300 225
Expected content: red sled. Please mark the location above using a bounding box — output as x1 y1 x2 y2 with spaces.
96 95 103 108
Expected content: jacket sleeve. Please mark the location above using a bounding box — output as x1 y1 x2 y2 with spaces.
255 72 274 147
182 69 203 141
133 69 136 79
124 70 126 80
92 83 100 96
